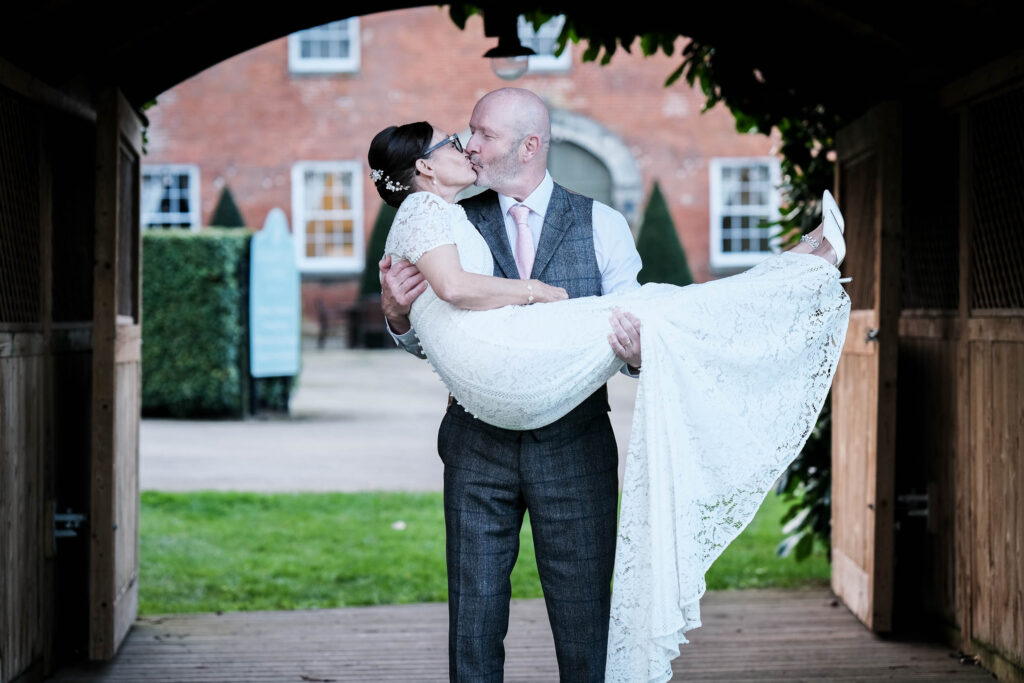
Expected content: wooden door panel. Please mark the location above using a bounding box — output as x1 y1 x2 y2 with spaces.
112 345 140 649
832 324 878 624
831 102 902 633
90 88 142 660
970 337 1024 665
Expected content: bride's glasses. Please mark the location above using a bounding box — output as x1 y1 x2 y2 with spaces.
422 133 464 157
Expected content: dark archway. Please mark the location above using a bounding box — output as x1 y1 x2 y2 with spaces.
4 3 1024 682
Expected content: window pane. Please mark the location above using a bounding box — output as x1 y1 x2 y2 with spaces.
712 159 780 261
295 19 355 65
142 168 195 229
297 164 360 265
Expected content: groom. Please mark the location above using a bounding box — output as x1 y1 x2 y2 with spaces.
380 87 642 682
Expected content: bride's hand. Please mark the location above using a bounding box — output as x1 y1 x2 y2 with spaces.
528 280 568 304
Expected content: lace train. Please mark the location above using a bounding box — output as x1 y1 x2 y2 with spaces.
604 253 849 682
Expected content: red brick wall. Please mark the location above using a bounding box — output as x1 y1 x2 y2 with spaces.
144 7 780 323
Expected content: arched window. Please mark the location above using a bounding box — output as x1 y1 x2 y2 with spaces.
549 109 643 227
548 141 613 207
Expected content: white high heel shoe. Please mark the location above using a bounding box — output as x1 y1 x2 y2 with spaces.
821 190 851 282
822 189 845 266
797 190 850 282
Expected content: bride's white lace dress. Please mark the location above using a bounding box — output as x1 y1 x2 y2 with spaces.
386 191 851 682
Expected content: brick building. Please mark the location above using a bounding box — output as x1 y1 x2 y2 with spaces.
142 7 782 326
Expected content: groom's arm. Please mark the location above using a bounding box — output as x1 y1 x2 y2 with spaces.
593 201 643 376
380 255 427 358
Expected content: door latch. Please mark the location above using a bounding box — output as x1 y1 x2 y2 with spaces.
865 328 880 343
54 507 87 538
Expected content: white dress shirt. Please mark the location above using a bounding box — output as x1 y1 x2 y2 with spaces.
388 172 643 374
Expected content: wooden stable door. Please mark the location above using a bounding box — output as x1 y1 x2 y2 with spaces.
89 87 143 659
830 102 902 633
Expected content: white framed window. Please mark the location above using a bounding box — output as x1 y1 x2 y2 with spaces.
288 18 360 74
291 161 364 274
709 157 783 269
141 164 200 229
518 15 571 73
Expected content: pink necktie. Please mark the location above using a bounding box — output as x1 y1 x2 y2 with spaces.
509 203 535 280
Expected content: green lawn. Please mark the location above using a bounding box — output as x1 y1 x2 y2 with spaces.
139 490 828 615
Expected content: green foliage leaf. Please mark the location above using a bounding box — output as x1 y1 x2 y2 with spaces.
794 533 815 561
664 62 686 87
660 35 675 56
600 40 617 65
641 34 657 56
447 3 479 30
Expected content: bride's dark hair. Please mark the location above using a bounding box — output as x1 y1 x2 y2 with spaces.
368 122 434 208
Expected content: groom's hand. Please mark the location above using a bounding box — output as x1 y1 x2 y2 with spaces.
608 308 642 372
380 255 427 335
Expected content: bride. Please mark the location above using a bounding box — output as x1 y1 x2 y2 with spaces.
369 121 850 681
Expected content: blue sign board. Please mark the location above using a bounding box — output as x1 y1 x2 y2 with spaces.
250 208 300 378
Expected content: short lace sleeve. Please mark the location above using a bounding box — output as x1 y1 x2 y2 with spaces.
384 192 457 264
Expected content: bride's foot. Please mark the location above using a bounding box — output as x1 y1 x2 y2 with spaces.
792 222 827 253
792 191 845 268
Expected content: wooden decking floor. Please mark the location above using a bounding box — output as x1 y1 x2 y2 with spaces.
48 589 994 682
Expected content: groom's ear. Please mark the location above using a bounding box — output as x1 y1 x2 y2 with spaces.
520 134 541 162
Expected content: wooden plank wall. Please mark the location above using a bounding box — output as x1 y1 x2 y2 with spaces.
0 337 46 683
967 321 1024 679
2 61 97 683
1 71 50 683
895 58 1024 681
895 322 959 629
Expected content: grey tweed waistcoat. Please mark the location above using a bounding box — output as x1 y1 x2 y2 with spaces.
457 183 610 428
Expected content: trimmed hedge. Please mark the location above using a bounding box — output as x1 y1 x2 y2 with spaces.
142 228 252 417
209 185 247 228
635 181 694 286
359 202 397 298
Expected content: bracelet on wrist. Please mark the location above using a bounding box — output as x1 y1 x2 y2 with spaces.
526 283 534 304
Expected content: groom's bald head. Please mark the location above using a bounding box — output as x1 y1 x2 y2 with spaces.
467 88 551 199
475 88 551 149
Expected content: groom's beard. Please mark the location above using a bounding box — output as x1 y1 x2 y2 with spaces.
472 145 520 190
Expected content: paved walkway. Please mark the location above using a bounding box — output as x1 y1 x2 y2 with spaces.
141 347 638 492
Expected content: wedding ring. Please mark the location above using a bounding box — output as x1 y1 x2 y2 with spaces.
624 339 632 346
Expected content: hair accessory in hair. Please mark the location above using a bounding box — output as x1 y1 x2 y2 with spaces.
369 168 409 192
